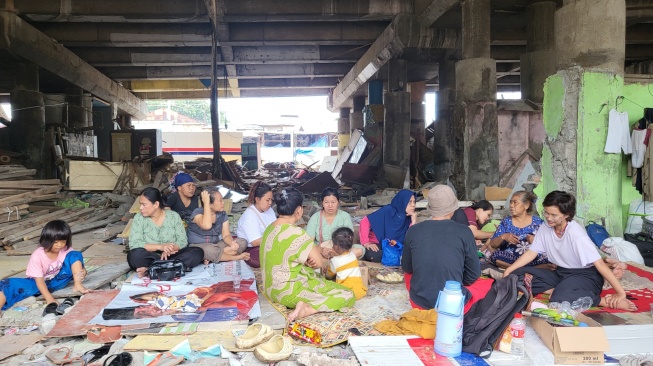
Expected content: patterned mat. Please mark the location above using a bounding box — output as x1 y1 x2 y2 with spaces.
254 269 412 347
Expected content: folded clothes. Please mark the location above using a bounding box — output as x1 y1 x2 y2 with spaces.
150 294 202 313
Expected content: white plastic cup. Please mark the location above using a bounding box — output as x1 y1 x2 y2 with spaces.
233 274 242 291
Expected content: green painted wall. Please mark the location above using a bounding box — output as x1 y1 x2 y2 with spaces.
576 73 623 235
621 82 653 229
541 71 624 234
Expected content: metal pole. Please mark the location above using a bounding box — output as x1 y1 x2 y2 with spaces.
210 30 222 179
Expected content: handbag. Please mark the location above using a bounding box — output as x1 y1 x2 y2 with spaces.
147 260 185 281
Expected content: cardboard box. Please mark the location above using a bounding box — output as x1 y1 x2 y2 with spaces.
530 313 609 364
131 129 162 160
485 186 513 201
111 132 132 161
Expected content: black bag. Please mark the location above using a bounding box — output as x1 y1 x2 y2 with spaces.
147 260 185 281
624 233 653 267
462 274 529 358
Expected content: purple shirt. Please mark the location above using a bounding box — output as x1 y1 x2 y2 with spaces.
530 220 601 269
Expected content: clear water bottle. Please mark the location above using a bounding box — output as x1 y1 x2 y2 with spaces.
510 313 525 359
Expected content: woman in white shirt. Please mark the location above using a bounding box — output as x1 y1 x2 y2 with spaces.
237 182 275 268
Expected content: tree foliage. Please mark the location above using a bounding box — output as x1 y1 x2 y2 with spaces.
146 100 229 128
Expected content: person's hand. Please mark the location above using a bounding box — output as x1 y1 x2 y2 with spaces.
159 243 178 260
526 234 535 244
607 292 627 309
502 233 520 244
365 243 379 252
200 190 210 205
409 211 417 224
306 257 320 268
605 257 627 279
75 268 87 282
320 247 336 259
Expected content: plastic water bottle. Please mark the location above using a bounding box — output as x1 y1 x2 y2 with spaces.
510 313 525 360
434 281 465 357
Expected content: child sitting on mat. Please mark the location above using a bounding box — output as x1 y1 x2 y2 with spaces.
326 227 367 300
0 220 89 315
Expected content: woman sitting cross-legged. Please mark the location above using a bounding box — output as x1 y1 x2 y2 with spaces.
236 181 276 268
483 191 551 269
128 187 204 277
187 188 250 264
504 191 637 311
260 188 355 322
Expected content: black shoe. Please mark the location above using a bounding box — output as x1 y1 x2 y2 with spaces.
55 297 75 316
103 352 132 366
42 302 58 317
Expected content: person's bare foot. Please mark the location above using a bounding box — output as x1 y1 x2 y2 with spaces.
600 295 638 311
238 252 251 261
287 301 318 322
73 284 90 294
136 267 148 278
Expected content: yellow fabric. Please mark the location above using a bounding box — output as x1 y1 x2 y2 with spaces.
374 308 437 340
327 252 367 300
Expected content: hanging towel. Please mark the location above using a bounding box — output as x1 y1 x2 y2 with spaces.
632 129 647 168
605 109 631 154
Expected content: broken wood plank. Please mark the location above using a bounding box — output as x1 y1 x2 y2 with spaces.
0 186 61 207
48 261 130 299
0 169 37 180
46 290 120 338
0 209 73 239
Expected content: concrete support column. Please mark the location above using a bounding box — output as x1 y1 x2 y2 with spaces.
433 61 456 182
410 82 426 145
350 96 365 132
10 61 46 178
384 59 411 188
66 86 87 130
453 0 498 199
337 108 351 152
462 0 491 59
541 0 625 235
520 2 556 103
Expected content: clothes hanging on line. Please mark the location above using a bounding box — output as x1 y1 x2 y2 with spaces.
605 109 632 154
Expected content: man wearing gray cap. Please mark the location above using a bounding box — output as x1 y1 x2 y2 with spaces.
402 185 487 312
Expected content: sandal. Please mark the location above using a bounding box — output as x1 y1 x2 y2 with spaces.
56 298 75 316
82 344 112 365
103 352 133 366
46 347 72 365
145 352 184 366
43 302 58 317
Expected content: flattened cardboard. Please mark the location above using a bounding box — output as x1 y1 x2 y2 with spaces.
530 313 609 365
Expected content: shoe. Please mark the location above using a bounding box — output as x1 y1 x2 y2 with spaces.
56 298 75 316
235 323 274 349
42 302 58 317
103 352 133 366
82 344 112 365
619 354 653 366
254 335 293 363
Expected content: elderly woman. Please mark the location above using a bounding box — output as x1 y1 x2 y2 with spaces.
187 187 250 264
236 182 275 268
166 173 199 223
128 187 204 277
305 187 365 260
260 188 355 322
483 191 550 269
452 200 495 241
359 189 416 263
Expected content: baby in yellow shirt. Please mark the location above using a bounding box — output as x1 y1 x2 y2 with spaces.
326 227 367 300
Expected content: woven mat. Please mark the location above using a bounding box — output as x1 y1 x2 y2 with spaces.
254 270 411 347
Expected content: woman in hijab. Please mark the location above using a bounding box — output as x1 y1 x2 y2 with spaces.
359 189 417 263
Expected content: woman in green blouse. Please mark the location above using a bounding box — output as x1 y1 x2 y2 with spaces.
305 188 365 259
128 187 204 277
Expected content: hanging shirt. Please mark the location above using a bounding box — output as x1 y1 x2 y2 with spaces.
605 109 631 154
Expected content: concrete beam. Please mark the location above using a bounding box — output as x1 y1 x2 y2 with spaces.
220 0 412 22
329 15 459 110
12 0 208 23
135 88 332 100
98 64 353 80
416 0 459 28
0 12 146 118
37 22 386 48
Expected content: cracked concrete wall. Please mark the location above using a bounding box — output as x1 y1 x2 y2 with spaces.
542 69 624 234
497 110 544 188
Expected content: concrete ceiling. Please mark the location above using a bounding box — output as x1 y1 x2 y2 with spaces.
0 0 652 114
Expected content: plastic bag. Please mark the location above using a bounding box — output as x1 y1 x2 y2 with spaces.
381 239 403 267
601 237 645 265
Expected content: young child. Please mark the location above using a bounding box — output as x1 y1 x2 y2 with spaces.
326 227 367 300
0 220 89 314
